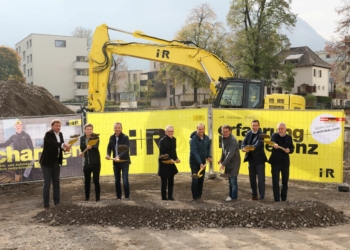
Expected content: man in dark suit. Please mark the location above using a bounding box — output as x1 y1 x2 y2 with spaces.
242 120 267 200
106 122 131 200
268 122 294 202
40 119 71 209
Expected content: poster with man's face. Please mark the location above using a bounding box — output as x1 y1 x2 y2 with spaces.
0 115 83 184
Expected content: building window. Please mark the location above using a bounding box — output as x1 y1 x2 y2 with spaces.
76 56 87 62
81 83 87 89
154 62 156 69
31 82 33 85
318 70 322 77
27 56 29 63
318 85 320 90
18 46 21 53
77 83 81 89
55 95 60 101
55 40 66 47
30 68 33 76
133 74 137 82
23 51 25 61
27 69 30 76
326 54 330 58
77 69 88 76
23 64 26 74
322 86 325 90
313 69 316 77
30 39 32 47
30 54 32 62
26 41 29 48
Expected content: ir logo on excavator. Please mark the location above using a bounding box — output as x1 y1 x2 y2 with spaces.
156 49 170 59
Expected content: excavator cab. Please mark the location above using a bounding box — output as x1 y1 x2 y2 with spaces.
213 78 264 109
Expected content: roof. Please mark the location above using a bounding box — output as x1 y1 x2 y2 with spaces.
280 46 331 69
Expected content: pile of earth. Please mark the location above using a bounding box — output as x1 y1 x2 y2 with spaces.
34 200 349 230
0 80 74 117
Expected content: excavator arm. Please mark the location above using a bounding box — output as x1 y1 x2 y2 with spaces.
87 24 233 112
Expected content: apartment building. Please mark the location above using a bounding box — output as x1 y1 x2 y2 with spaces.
15 34 88 102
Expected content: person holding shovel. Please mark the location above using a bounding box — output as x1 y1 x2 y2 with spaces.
189 123 212 201
79 123 101 202
218 124 241 202
158 125 180 201
268 122 294 202
241 119 267 200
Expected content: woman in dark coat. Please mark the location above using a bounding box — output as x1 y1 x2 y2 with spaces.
158 125 180 200
79 123 101 202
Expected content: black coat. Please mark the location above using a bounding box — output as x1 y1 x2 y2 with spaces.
158 136 178 178
80 135 100 165
106 132 130 166
39 130 64 166
241 129 267 165
268 133 294 167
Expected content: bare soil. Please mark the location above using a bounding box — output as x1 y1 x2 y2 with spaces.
0 165 350 250
0 80 74 117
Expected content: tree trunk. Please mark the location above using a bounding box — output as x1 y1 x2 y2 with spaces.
193 87 198 104
107 83 111 100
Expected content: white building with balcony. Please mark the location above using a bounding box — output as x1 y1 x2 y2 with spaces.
271 47 331 97
15 34 88 102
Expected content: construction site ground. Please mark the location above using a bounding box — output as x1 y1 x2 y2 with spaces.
0 163 349 250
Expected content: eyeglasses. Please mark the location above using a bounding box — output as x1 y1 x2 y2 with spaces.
222 130 231 133
167 130 174 132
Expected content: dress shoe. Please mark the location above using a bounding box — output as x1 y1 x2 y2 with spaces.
162 198 168 200
168 198 175 201
84 198 89 201
251 196 258 200
96 199 100 202
54 202 60 205
44 205 50 210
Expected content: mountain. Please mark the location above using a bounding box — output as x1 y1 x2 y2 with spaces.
284 17 329 51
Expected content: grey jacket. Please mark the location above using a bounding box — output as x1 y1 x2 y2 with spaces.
220 134 241 177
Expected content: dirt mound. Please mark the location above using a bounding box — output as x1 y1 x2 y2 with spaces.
34 200 349 230
0 80 74 117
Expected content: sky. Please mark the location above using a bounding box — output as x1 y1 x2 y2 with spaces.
0 0 343 69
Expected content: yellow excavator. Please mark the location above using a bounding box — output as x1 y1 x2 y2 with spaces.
86 24 305 112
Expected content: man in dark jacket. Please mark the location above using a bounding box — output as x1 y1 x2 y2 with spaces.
189 123 212 201
40 119 70 209
219 125 241 201
106 122 131 200
79 123 101 202
158 125 180 200
242 119 267 200
268 122 295 202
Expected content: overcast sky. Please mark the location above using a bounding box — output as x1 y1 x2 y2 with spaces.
0 0 343 68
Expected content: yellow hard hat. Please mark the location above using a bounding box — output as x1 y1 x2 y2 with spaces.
14 120 22 125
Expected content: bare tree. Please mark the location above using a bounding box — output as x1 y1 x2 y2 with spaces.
325 0 350 88
107 56 127 101
158 3 227 104
71 26 92 50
